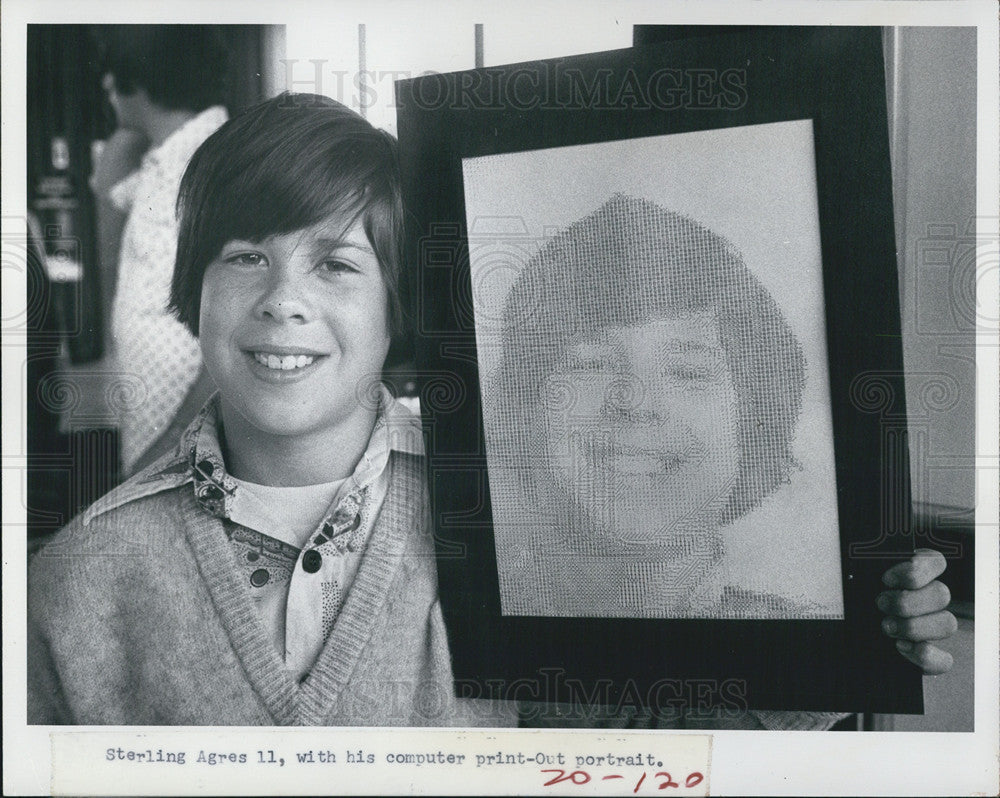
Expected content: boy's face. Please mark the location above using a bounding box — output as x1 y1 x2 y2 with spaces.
198 214 391 459
540 312 741 546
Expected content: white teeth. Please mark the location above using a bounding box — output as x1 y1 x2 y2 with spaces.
253 352 316 370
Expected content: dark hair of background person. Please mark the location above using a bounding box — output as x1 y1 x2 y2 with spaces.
489 194 806 525
169 92 411 367
95 25 230 113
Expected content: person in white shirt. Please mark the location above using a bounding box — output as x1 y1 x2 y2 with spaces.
92 25 231 475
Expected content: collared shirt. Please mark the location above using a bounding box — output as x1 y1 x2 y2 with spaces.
87 386 425 683
108 105 228 474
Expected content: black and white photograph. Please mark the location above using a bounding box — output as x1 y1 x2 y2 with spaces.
2 3 996 796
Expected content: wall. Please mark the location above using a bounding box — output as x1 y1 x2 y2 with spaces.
887 27 977 515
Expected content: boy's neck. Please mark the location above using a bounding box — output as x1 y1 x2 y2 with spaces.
218 404 378 487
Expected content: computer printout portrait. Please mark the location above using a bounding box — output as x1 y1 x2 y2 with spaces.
463 119 845 620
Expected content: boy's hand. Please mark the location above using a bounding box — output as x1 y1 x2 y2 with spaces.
877 549 957 675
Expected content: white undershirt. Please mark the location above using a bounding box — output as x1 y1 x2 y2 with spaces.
229 477 345 551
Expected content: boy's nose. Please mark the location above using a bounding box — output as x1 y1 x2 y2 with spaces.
254 275 309 324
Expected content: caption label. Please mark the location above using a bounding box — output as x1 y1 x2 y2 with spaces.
51 729 711 796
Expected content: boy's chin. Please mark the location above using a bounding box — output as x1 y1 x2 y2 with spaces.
219 397 355 442
558 504 726 557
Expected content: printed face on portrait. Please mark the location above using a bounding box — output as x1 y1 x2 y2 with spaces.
540 312 740 548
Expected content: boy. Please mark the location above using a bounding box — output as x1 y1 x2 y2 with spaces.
27 94 955 726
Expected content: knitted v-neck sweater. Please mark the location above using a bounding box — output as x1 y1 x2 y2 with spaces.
28 451 510 726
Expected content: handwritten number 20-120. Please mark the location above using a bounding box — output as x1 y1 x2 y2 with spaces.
541 769 705 790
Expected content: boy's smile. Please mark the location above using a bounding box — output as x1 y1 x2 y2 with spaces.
244 345 326 380
198 213 391 484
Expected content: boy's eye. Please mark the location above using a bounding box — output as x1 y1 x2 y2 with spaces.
225 252 267 268
317 259 358 275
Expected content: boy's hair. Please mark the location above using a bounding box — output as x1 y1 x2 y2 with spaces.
488 193 806 524
96 25 230 112
169 93 408 361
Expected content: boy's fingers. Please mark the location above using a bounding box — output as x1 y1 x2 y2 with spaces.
877 580 951 617
882 610 958 641
895 640 954 675
881 549 947 589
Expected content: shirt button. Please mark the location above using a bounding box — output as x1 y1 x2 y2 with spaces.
302 549 322 573
250 568 270 587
